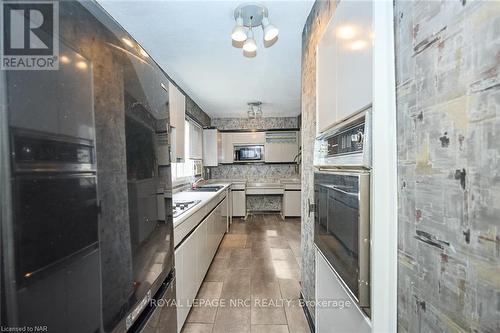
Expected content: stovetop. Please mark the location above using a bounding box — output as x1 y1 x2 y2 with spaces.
172 200 201 218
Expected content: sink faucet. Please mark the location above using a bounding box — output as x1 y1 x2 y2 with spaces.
192 178 205 189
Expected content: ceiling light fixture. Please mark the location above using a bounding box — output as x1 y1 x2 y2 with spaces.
243 26 257 52
232 12 247 42
247 101 263 119
122 37 134 48
349 39 368 50
336 25 357 40
262 15 279 41
231 3 279 57
139 47 149 58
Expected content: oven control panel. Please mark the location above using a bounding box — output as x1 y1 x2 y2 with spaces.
326 122 365 157
314 107 371 169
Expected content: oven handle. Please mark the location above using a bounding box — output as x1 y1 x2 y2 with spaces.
308 198 315 217
323 184 357 197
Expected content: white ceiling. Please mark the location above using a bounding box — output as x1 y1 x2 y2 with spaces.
97 0 314 118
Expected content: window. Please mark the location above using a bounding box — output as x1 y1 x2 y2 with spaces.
171 119 196 181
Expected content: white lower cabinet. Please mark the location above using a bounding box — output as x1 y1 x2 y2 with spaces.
315 247 371 333
175 194 228 332
175 231 197 332
232 189 246 217
195 221 208 286
283 190 301 217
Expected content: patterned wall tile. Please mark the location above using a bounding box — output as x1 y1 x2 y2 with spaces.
210 117 300 211
395 1 500 332
300 0 337 320
211 116 299 131
210 164 299 181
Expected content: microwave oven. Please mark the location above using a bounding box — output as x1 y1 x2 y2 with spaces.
234 145 264 162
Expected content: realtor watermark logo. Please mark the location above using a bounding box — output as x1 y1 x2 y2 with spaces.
1 1 59 70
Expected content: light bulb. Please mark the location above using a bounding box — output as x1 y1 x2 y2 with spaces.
139 47 149 58
243 29 257 52
262 16 279 41
122 37 134 48
231 16 247 42
336 25 357 40
349 40 368 50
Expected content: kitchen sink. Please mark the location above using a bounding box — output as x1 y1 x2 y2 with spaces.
190 185 223 192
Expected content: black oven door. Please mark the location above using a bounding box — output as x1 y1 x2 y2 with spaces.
13 173 99 284
314 171 370 309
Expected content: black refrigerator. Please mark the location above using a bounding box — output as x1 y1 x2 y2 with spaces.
0 1 176 332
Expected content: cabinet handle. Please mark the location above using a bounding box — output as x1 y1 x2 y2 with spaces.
308 198 316 217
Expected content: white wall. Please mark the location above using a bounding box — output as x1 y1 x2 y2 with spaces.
370 1 398 332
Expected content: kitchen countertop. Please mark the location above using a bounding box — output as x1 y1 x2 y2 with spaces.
246 182 283 188
207 178 301 185
171 182 231 228
280 178 301 184
206 179 247 184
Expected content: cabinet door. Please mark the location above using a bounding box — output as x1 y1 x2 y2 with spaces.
57 44 94 140
232 190 246 217
228 189 233 226
203 129 218 166
284 190 301 217
264 132 299 163
232 132 265 144
316 249 371 332
336 1 372 122
189 120 203 160
316 0 372 132
175 246 187 333
195 221 208 286
168 82 185 161
182 232 197 310
217 197 228 240
206 209 216 257
317 34 338 133
219 133 233 164
7 42 94 140
8 70 59 135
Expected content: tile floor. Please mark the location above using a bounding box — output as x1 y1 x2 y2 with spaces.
181 214 311 333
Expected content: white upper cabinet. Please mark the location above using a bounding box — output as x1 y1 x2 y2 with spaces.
264 131 299 163
203 128 218 167
218 132 233 164
316 0 373 133
168 81 186 161
188 120 203 160
232 132 265 145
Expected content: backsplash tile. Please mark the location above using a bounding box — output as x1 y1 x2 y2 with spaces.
210 164 298 181
211 116 299 131
247 195 281 212
209 116 301 212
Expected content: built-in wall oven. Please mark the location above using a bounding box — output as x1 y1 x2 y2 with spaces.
234 145 264 162
313 107 372 316
314 171 370 309
5 129 101 332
